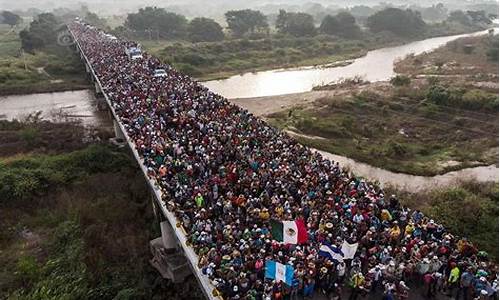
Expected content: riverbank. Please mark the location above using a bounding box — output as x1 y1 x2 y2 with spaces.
144 22 488 82
266 85 498 176
227 28 498 177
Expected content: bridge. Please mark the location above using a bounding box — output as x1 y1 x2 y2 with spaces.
68 24 219 299
65 21 497 300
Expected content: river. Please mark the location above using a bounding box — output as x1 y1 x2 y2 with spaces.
315 150 498 192
0 90 111 127
0 31 497 191
204 28 498 99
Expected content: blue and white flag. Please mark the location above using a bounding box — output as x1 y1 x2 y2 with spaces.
319 243 344 262
265 260 294 286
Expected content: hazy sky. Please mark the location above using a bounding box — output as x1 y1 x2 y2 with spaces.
1 0 498 16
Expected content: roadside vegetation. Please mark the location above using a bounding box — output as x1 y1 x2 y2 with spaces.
0 13 88 96
389 180 499 260
0 120 202 299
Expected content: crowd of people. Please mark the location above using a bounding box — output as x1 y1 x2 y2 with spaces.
69 21 498 300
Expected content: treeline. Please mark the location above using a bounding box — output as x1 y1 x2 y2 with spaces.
115 6 493 42
0 10 22 27
15 10 107 53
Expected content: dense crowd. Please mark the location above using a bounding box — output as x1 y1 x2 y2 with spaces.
69 22 498 300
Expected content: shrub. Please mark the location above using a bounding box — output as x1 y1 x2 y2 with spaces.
426 84 450 105
390 75 411 86
0 145 131 204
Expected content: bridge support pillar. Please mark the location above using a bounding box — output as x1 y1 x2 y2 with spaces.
160 221 177 250
113 120 125 140
96 97 107 111
151 194 160 221
149 217 191 283
94 82 102 95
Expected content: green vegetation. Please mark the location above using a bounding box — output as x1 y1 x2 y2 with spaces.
124 7 188 39
392 181 499 260
395 34 499 77
225 9 269 37
108 5 494 80
1 11 21 27
276 10 316 37
83 11 109 30
0 145 131 203
20 13 60 53
144 11 491 80
367 8 426 37
0 141 201 299
282 28 498 176
427 84 498 111
319 12 362 38
187 17 224 42
390 75 411 87
267 86 498 176
153 35 367 80
0 14 88 95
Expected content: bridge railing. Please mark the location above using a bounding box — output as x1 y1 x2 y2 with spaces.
69 27 219 300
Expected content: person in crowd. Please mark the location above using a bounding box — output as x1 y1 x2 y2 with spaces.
69 21 499 300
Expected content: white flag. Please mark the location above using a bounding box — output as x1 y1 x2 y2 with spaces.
341 241 359 259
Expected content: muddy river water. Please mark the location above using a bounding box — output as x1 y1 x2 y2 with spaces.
204 28 498 99
0 29 497 191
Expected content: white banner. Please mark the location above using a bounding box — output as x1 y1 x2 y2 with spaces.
341 241 359 259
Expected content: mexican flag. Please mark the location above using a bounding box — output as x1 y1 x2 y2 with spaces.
271 219 308 244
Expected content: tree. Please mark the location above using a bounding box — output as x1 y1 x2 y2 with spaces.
20 13 61 53
187 17 224 42
125 7 187 39
421 3 447 23
275 10 316 37
466 10 491 24
84 11 108 29
390 75 411 86
275 9 287 33
320 12 361 38
225 9 268 37
1 11 21 27
367 8 426 37
447 10 472 26
349 5 375 19
319 15 339 35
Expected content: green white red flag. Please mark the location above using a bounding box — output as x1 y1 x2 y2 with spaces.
271 219 308 244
